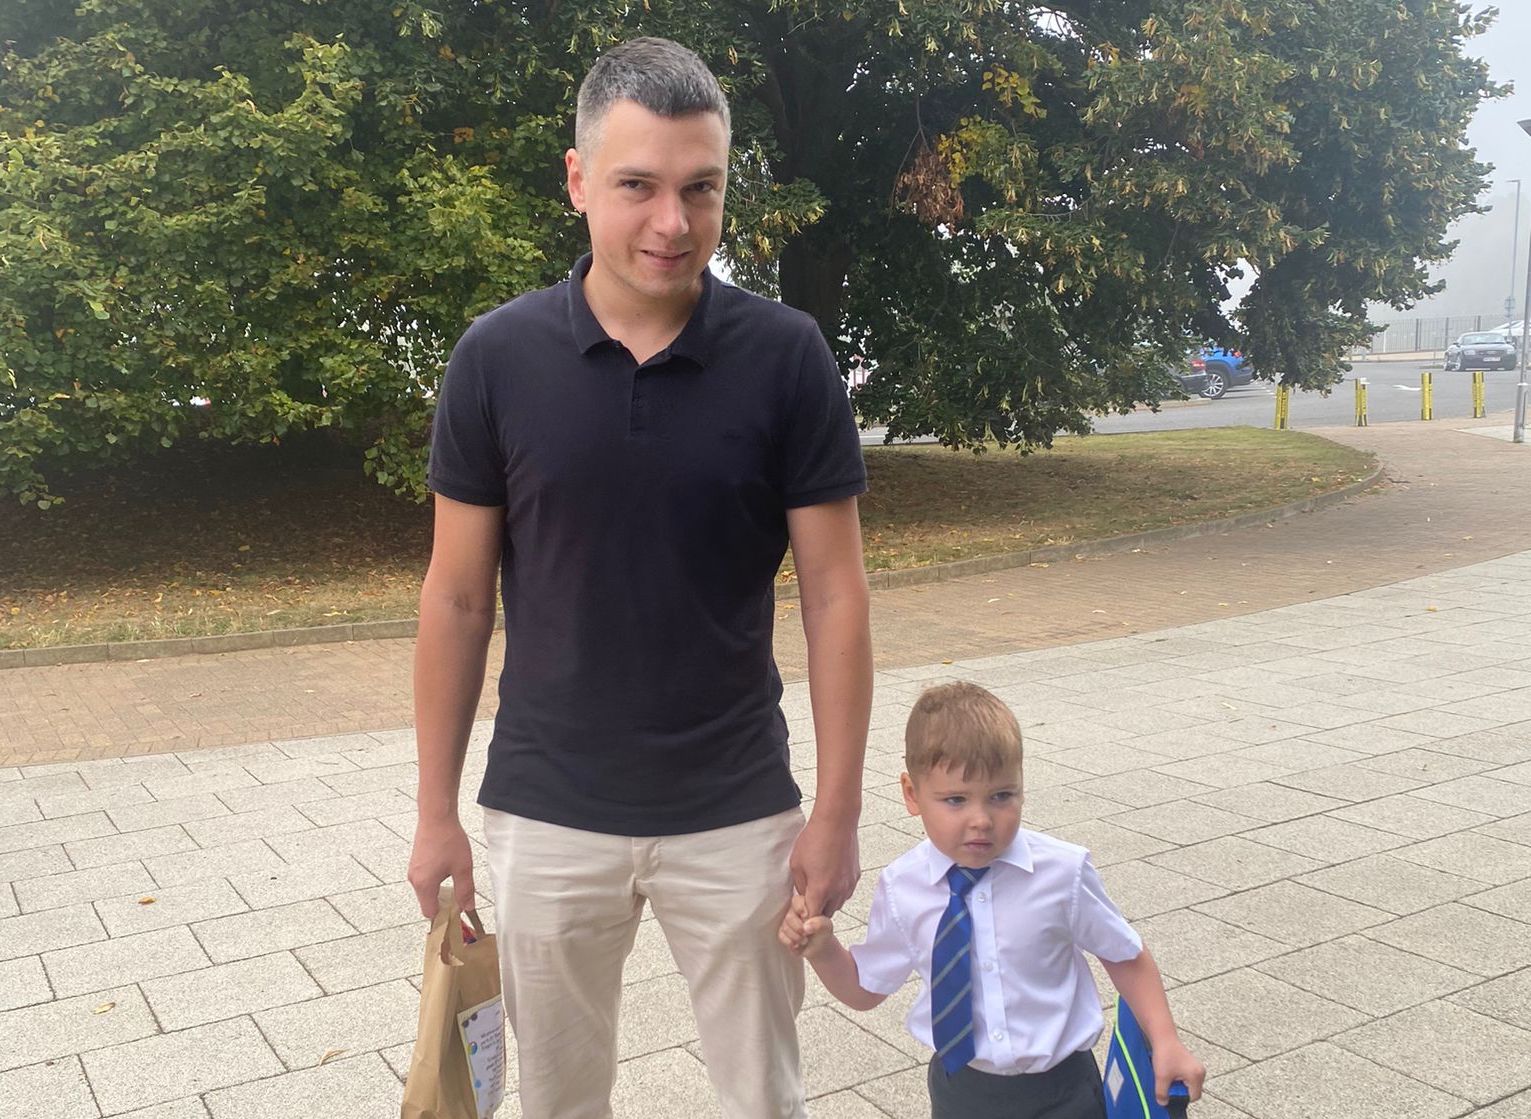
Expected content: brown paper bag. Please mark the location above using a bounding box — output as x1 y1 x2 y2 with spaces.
401 891 506 1119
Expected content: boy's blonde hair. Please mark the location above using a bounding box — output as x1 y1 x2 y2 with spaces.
904 681 1023 782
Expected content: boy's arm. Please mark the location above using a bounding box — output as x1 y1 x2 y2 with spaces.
1101 948 1206 1104
779 899 888 1012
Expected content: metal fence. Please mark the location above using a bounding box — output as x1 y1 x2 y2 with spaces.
1360 313 1521 356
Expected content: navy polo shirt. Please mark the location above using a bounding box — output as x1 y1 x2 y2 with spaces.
428 255 866 836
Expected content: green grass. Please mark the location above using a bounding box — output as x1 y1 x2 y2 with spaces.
0 427 1374 649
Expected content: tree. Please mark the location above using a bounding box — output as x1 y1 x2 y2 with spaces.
1 0 1500 503
0 0 579 505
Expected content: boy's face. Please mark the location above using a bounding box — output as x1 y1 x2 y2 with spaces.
900 761 1022 870
565 99 728 316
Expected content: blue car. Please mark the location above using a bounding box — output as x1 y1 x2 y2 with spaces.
1189 348 1254 399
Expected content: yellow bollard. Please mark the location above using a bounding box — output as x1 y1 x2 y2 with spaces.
1355 378 1368 426
1274 383 1290 430
1420 370 1433 421
1473 370 1485 419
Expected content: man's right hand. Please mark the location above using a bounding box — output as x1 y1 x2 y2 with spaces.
408 814 478 919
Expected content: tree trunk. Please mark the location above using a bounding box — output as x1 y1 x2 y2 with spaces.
778 229 853 341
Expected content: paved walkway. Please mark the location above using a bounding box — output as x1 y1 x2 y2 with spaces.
1 417 1530 1117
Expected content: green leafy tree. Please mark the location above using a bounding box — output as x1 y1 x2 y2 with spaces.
1 0 1500 504
0 0 577 505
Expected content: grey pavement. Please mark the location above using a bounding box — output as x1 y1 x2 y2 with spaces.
5 549 1531 1115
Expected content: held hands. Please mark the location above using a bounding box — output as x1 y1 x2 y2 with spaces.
778 892 835 960
1151 1037 1206 1106
789 812 860 919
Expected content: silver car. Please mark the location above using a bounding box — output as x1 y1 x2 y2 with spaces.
1444 332 1517 371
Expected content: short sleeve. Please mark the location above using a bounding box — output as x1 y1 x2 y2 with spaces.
778 324 867 508
848 874 916 995
1071 855 1143 964
427 324 507 507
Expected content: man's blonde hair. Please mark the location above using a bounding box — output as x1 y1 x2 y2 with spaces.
904 681 1022 782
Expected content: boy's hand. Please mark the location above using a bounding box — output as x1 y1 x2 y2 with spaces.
1152 1038 1205 1105
778 892 835 959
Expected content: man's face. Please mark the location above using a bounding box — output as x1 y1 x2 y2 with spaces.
900 762 1023 870
566 100 728 314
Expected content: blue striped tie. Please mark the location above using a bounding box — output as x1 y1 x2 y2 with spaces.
931 864 988 1076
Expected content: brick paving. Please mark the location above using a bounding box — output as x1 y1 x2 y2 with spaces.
3 417 1531 1118
5 418 1531 767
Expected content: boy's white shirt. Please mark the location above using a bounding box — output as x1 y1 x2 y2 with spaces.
848 827 1142 1075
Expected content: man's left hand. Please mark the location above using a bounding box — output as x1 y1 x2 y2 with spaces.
790 812 860 918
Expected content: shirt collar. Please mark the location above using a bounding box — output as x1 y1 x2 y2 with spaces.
565 251 715 368
923 832 1035 885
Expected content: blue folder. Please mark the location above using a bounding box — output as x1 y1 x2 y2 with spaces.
1102 995 1190 1119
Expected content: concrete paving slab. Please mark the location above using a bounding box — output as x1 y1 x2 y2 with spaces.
1169 970 1369 1060
1192 880 1393 947
251 979 419 1070
81 1017 283 1116
0 954 52 1012
293 923 422 994
44 925 211 999
1209 1042 1470 1119
1296 853 1483 915
191 898 354 964
1148 836 1322 891
1368 903 1531 977
0 1056 100 1119
1255 934 1479 1016
94 879 248 938
0 903 107 962
1132 909 1288 984
0 986 159 1074
203 1052 403 1119
1333 1001 1531 1106
141 952 322 1032
225 854 378 911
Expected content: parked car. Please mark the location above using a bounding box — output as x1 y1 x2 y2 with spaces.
1190 348 1254 399
1445 332 1517 371
1171 367 1212 396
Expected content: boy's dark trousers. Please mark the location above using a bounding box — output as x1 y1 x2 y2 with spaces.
927 1048 1107 1119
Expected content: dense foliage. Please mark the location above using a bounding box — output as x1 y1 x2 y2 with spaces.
0 0 1500 503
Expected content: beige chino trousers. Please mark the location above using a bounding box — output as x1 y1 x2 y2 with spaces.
482 806 808 1119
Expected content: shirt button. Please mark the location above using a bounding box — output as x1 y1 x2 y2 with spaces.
991 1029 1005 1042
982 961 995 973
976 892 987 902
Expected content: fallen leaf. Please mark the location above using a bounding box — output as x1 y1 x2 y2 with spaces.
93 1002 116 1015
319 1048 347 1065
137 897 156 906
1427 605 1439 613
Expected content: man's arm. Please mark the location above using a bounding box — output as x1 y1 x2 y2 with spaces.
407 494 504 919
785 496 872 918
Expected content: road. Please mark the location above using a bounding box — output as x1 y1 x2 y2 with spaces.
1091 358 1524 433
857 358 1526 445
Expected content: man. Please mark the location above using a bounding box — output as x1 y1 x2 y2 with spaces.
407 36 873 1119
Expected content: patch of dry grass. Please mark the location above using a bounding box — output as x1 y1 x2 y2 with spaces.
1 427 1373 648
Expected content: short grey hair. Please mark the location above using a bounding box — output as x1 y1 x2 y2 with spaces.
575 37 731 155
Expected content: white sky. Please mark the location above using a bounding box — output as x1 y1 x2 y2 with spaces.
1468 1 1531 190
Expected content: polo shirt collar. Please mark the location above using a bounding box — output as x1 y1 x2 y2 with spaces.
923 831 1035 885
566 252 716 367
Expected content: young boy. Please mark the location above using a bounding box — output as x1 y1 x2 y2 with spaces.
780 682 1205 1118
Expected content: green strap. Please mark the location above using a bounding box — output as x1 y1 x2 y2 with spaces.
1113 999 1154 1118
